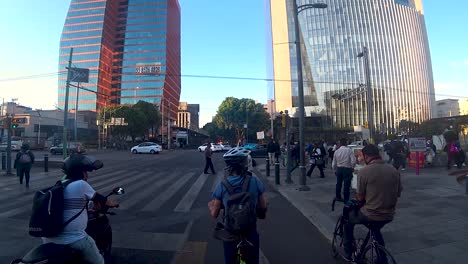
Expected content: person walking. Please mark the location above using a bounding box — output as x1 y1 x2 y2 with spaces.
267 139 276 166
14 143 35 188
332 138 356 202
306 142 325 178
204 143 216 174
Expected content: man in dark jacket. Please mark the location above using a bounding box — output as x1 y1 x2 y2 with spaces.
204 143 216 174
15 143 35 187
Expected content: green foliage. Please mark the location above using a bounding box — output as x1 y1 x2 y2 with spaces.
213 97 270 143
101 101 161 142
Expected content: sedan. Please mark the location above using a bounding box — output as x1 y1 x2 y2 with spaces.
219 144 232 151
198 143 217 152
50 143 83 155
248 144 268 158
131 142 162 154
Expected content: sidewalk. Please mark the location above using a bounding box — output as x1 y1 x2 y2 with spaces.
256 161 468 264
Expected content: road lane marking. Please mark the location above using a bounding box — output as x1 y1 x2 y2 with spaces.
119 169 184 210
174 173 209 212
112 230 185 251
172 241 207 264
141 172 195 211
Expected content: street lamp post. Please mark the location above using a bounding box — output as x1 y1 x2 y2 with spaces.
292 1 327 191
357 47 374 143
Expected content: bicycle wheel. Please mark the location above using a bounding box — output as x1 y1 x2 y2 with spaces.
359 243 397 264
331 215 344 258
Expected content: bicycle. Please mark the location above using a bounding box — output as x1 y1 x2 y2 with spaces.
235 234 254 264
331 198 397 264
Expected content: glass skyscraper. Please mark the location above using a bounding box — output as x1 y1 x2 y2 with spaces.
58 0 181 120
269 0 435 133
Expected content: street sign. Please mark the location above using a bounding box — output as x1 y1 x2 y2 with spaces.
256 131 265 140
135 62 161 75
12 117 28 124
69 67 89 83
409 137 426 152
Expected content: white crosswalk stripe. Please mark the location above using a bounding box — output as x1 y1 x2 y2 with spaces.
141 171 196 211
174 173 209 212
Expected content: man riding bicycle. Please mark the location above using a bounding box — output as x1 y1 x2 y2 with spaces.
208 147 268 264
343 144 402 261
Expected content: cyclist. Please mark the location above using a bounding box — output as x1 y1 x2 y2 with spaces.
42 152 117 264
343 144 402 261
208 147 268 264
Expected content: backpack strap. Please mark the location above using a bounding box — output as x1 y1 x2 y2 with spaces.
60 179 88 228
63 202 87 228
222 179 235 195
241 175 251 192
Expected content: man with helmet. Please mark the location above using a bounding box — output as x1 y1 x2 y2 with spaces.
42 152 117 264
208 147 268 264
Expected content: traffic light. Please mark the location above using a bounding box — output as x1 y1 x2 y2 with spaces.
281 113 286 128
364 121 369 129
12 123 18 129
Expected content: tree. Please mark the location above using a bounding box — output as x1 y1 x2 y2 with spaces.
214 97 270 143
133 100 161 139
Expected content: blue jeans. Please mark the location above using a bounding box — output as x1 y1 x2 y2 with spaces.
335 167 353 202
69 235 104 264
223 231 259 264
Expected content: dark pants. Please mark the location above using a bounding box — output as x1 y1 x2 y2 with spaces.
307 163 324 177
344 210 390 259
223 231 259 264
204 157 215 174
18 164 32 186
335 167 353 202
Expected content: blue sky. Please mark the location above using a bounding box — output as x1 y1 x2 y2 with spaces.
0 0 467 126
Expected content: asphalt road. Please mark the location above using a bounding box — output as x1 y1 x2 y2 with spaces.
0 150 343 264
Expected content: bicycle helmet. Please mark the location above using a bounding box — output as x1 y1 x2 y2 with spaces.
223 147 250 168
62 153 103 180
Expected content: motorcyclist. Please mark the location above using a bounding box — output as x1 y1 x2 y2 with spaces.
41 151 117 264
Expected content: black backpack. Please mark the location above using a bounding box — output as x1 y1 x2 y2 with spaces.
29 180 87 237
222 175 256 234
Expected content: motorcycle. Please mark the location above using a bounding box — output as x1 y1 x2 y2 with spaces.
11 187 125 264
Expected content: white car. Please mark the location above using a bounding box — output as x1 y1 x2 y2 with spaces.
219 144 232 151
131 142 162 154
212 144 223 152
198 143 218 152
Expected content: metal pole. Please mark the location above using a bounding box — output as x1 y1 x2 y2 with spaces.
74 82 80 141
266 158 270 177
63 48 73 158
292 0 309 191
6 115 12 175
363 47 374 143
285 110 293 183
37 114 41 145
275 161 280 185
270 100 274 140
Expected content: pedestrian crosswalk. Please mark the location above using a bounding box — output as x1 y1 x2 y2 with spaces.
0 163 272 264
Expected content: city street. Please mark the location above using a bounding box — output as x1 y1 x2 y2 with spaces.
0 150 342 264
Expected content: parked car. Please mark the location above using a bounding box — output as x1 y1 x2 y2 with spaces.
0 142 21 152
212 144 223 152
219 144 232 151
248 144 268 158
131 142 162 154
198 143 218 152
243 143 258 150
50 142 83 155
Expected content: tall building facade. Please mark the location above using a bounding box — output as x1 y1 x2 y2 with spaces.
435 99 460 118
268 0 435 133
58 0 181 121
177 102 200 130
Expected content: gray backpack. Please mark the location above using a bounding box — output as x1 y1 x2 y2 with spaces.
222 175 256 234
19 151 32 164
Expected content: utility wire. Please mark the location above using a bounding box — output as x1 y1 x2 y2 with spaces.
1 71 466 99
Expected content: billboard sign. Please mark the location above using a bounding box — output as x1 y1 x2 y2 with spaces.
135 62 162 75
69 67 89 83
409 137 426 152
